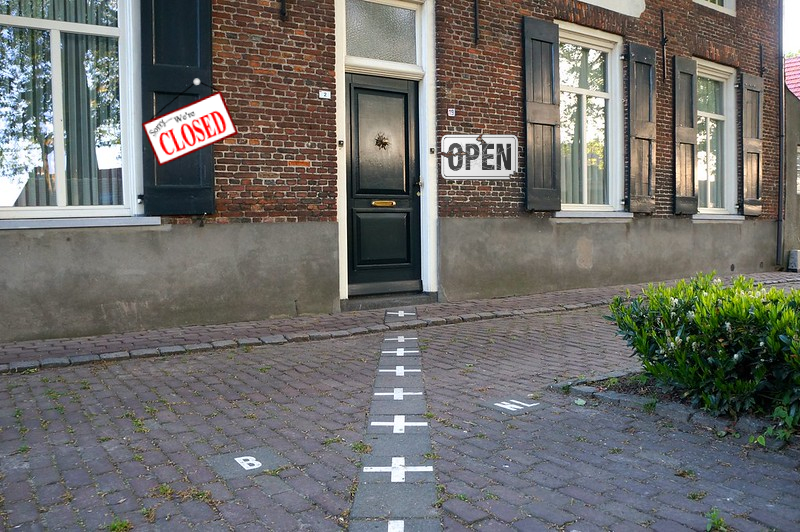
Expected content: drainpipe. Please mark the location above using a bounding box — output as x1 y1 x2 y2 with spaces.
777 0 786 268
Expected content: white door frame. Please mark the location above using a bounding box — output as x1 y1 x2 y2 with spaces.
335 0 437 300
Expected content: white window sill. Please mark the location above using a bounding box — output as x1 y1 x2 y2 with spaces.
552 211 633 223
554 210 633 218
692 213 745 223
693 0 735 16
0 217 162 230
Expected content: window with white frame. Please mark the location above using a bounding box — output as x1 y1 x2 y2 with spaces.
693 0 736 16
558 24 623 210
0 0 135 218
796 144 800 195
695 59 736 213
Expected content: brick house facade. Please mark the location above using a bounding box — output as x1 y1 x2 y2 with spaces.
0 0 786 341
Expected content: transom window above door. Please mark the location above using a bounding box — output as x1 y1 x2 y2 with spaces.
344 0 424 78
347 0 416 64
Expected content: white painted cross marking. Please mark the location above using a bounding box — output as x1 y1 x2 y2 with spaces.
370 414 428 434
363 456 433 482
387 335 417 343
381 347 419 356
388 520 404 532
234 456 262 470
378 366 422 377
494 399 540 412
386 310 416 317
374 387 423 401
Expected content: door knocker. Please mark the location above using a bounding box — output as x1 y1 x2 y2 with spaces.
374 132 390 150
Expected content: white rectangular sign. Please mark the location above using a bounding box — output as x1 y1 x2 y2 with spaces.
143 92 237 165
440 134 518 180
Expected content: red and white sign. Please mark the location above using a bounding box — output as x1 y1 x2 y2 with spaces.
143 92 236 165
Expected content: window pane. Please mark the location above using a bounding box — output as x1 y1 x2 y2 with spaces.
347 0 416 64
0 0 117 27
560 91 581 204
560 43 606 91
560 91 608 205
698 77 722 114
62 32 121 206
796 144 800 195
697 116 724 208
586 96 607 204
0 25 55 207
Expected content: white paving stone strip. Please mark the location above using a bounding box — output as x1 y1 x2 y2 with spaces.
363 457 434 483
374 388 424 401
381 347 419 356
348 308 441 530
387 335 417 342
379 366 422 376
371 415 429 434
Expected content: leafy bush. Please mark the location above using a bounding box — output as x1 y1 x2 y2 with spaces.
608 273 800 439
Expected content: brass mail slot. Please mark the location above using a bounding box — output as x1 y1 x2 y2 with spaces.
371 200 397 207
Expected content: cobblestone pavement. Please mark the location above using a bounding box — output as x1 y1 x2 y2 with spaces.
1 275 799 530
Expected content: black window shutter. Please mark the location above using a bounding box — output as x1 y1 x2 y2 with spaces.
741 73 763 216
523 17 561 211
627 43 656 213
141 0 214 216
673 56 698 215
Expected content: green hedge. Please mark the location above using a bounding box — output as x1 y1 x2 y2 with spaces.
608 273 800 440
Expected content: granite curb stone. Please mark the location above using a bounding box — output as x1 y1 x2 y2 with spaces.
555 370 777 445
99 351 129 362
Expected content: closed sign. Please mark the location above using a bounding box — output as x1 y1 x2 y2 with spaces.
440 134 518 180
144 92 237 165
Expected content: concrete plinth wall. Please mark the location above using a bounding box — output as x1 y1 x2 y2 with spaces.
0 222 339 342
439 217 776 301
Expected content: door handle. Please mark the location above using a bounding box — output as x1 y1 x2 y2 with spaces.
371 200 397 207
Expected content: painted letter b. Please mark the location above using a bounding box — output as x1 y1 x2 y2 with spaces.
235 456 262 470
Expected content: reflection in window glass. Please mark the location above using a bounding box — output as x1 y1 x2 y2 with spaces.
560 43 606 92
0 26 55 207
0 0 118 27
560 92 581 204
697 77 724 209
698 77 722 115
63 33 121 206
560 42 608 206
796 145 800 195
0 1 122 209
586 96 607 204
346 0 416 64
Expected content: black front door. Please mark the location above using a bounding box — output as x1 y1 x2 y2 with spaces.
347 74 421 296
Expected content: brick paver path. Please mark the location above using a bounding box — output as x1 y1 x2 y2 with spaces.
1 273 798 530
419 309 800 530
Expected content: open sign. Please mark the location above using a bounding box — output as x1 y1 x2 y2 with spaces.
143 92 237 165
440 134 518 180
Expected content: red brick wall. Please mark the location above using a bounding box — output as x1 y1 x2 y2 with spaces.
193 0 780 224
437 0 781 219
209 0 338 223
